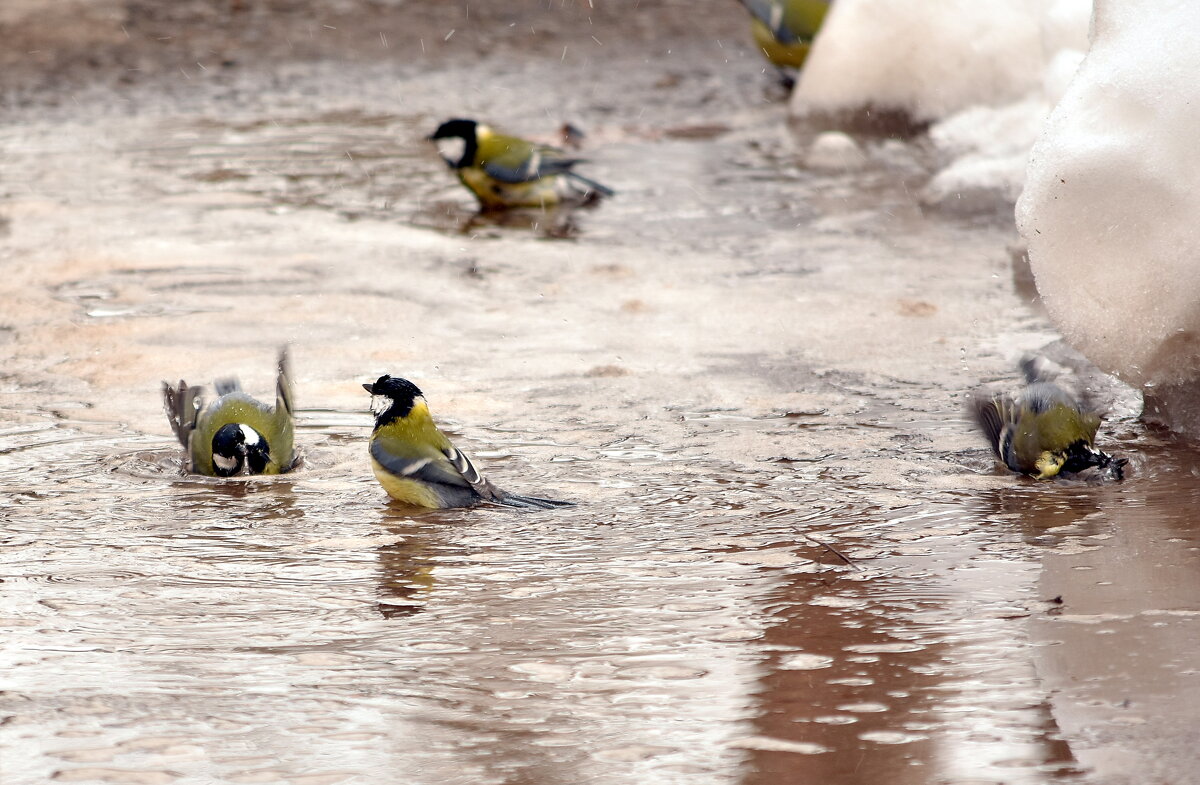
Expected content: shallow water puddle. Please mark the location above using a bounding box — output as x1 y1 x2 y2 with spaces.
2 38 1199 785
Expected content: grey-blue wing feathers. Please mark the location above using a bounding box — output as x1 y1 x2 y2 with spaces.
739 0 800 43
482 151 581 184
370 439 574 510
163 381 203 448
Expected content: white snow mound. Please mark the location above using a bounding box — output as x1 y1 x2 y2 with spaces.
792 0 1090 123
1017 0 1200 431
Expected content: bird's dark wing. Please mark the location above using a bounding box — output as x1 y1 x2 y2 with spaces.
369 436 525 509
970 393 1009 459
370 437 472 489
439 443 511 503
482 146 582 184
163 380 203 447
275 347 294 417
372 434 572 509
437 444 576 508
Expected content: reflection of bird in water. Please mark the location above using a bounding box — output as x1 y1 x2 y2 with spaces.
375 531 437 619
429 118 613 210
163 347 296 477
736 0 832 86
363 374 573 509
971 356 1126 481
458 207 580 240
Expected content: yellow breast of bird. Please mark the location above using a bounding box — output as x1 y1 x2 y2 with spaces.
458 167 562 209
751 20 813 68
370 455 445 508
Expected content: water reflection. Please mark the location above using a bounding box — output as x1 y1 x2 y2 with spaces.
374 517 439 618
729 499 1085 784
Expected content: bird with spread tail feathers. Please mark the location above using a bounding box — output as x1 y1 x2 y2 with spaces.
364 374 572 509
429 118 613 210
971 358 1126 481
163 348 296 477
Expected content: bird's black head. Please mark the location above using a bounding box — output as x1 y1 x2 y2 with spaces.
212 423 271 477
363 375 424 428
1062 441 1128 481
429 118 479 169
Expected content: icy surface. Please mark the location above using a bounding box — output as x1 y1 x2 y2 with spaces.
1018 0 1200 432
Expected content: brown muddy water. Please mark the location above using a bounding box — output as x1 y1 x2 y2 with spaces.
3 3 1200 784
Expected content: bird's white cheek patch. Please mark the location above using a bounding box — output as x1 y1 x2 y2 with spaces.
436 137 466 165
213 453 240 473
370 395 393 419
240 424 261 445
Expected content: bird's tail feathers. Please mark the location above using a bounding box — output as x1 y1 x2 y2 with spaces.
163 380 203 447
498 492 575 510
566 171 614 198
213 377 243 396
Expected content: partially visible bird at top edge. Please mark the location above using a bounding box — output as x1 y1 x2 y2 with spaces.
736 0 833 88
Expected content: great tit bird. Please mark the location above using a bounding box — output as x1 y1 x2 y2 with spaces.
364 374 572 509
971 363 1126 481
737 0 831 75
163 348 296 477
429 118 614 210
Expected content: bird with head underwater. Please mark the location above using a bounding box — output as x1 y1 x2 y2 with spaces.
163 347 296 477
971 357 1127 481
736 0 832 84
429 118 614 211
364 375 572 509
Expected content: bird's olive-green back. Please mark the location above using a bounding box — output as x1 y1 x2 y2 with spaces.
189 392 294 476
1010 402 1099 473
780 0 831 39
746 0 830 68
473 129 540 172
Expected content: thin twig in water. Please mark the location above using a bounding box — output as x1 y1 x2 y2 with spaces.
803 533 860 570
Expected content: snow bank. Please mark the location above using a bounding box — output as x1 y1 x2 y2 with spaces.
1017 0 1200 433
921 48 1086 213
791 0 1091 213
792 0 1090 123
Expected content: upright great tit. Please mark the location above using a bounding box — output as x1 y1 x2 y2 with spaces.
429 118 614 210
737 0 831 75
364 374 572 509
163 348 296 477
971 362 1126 481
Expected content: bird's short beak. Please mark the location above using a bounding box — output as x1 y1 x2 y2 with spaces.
362 383 374 393
425 134 437 142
